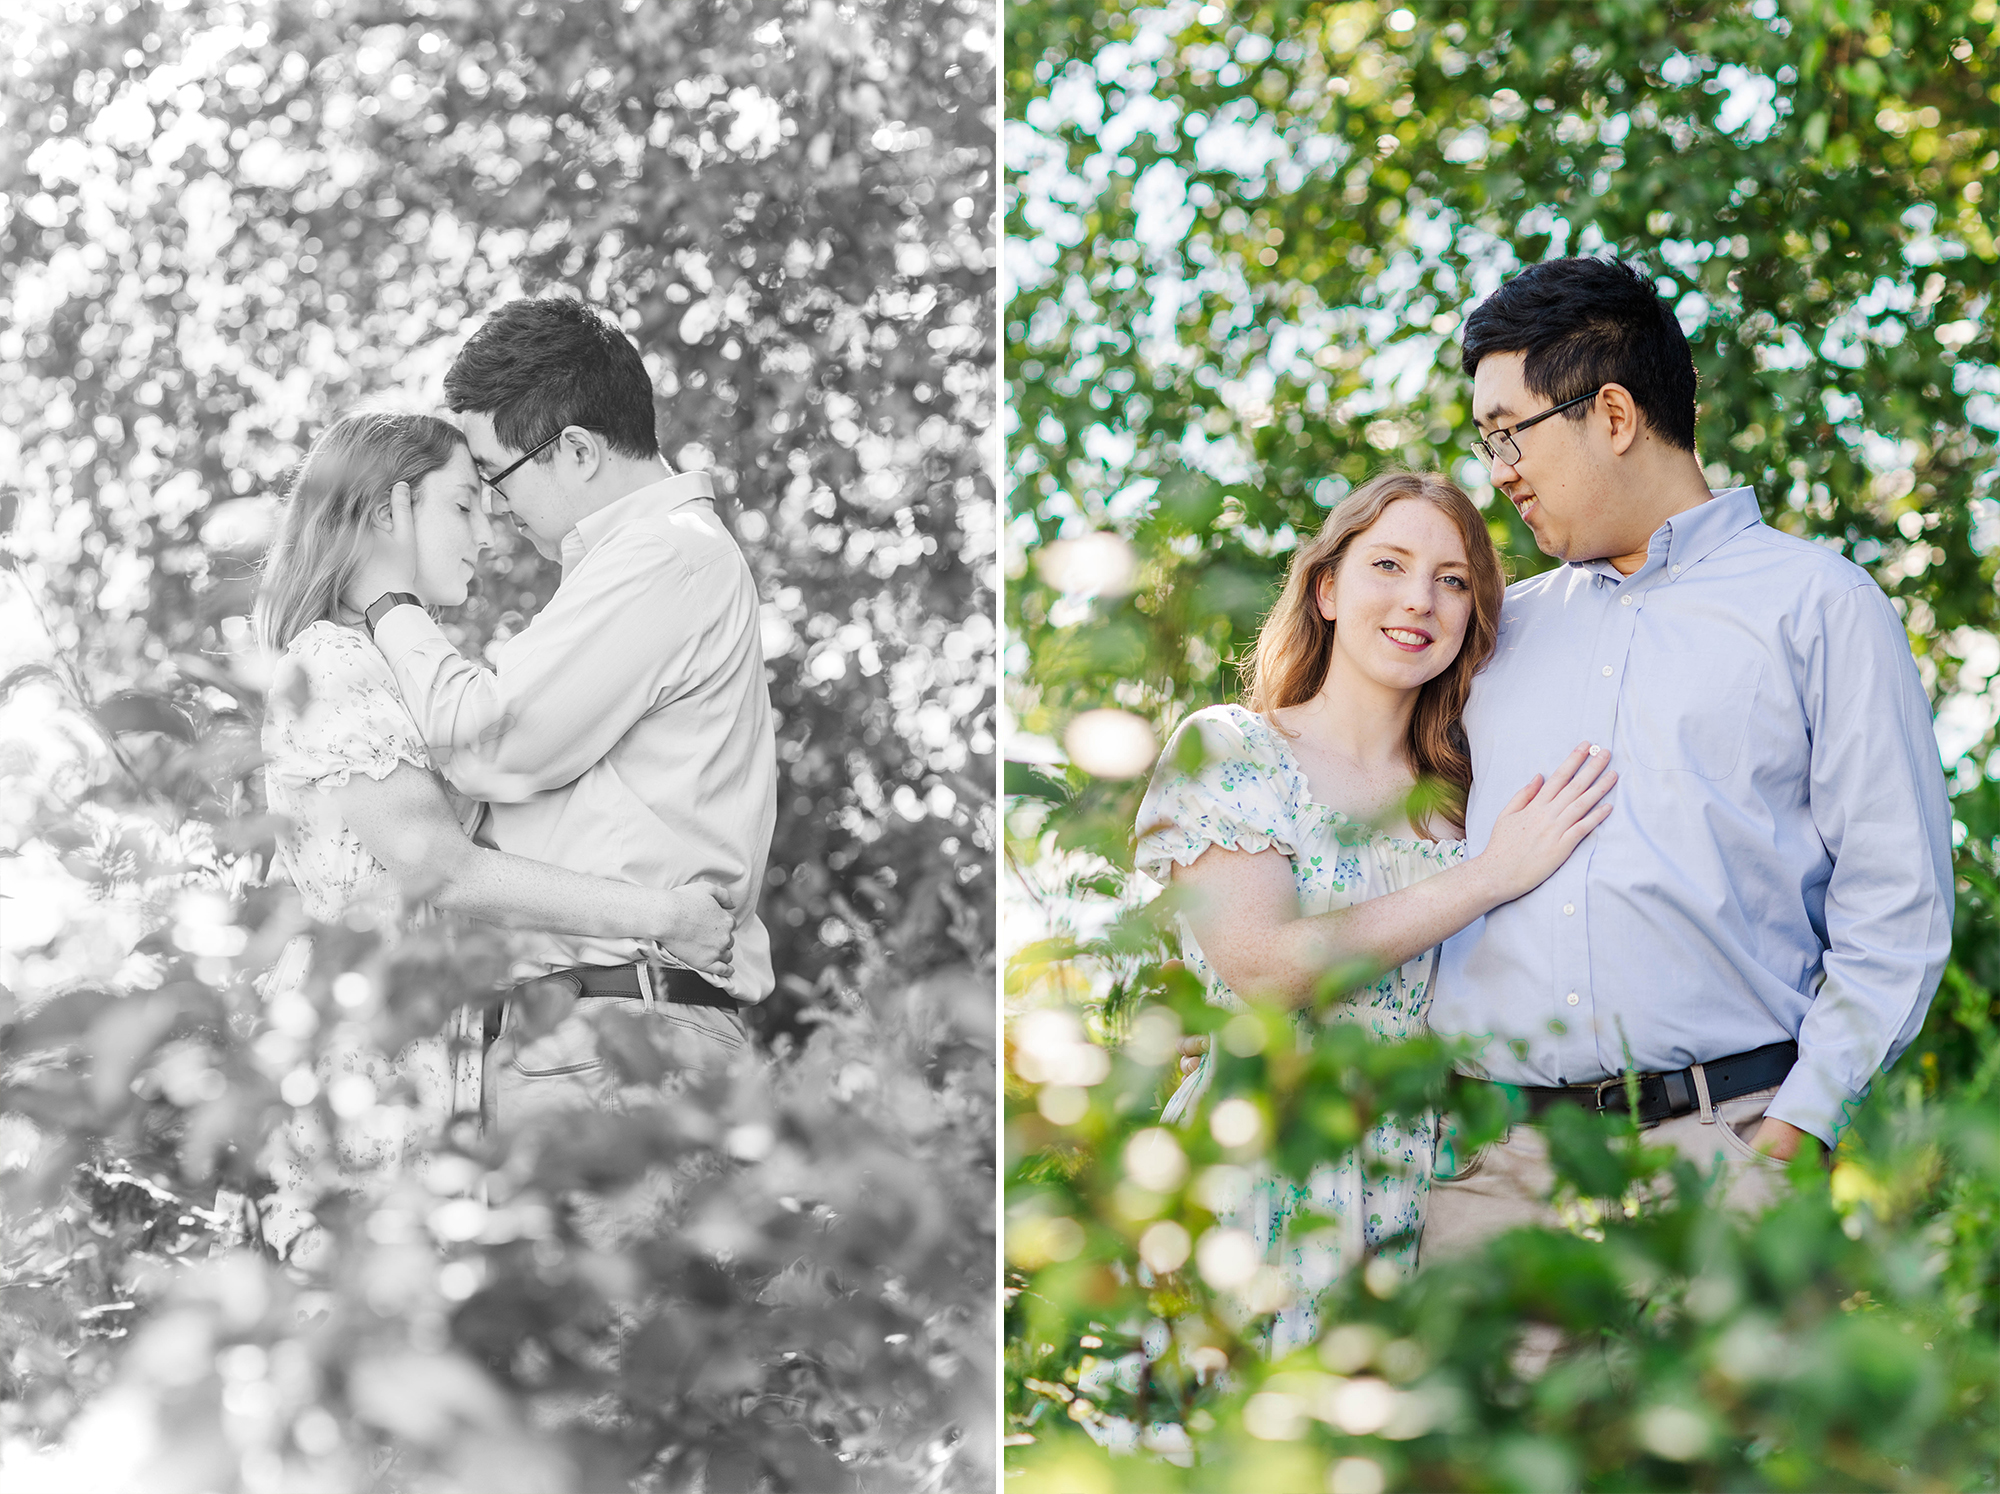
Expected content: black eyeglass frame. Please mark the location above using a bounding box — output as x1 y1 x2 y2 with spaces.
1471 387 1603 471
480 426 569 498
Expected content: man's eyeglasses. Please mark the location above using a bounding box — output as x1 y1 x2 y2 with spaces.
1471 387 1602 472
481 427 567 499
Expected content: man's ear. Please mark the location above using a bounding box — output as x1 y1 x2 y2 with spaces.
563 427 605 482
1599 383 1643 456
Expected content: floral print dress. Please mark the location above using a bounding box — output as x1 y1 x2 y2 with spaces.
260 621 484 1253
1135 704 1464 1354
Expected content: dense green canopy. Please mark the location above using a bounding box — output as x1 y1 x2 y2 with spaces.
1003 2 2000 1487
1006 0 1996 786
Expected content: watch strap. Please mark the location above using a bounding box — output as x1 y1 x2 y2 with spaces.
363 592 422 635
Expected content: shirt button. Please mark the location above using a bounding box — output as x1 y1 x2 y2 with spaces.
1621 595 1633 606
1566 992 1580 1006
1601 665 1613 676
1671 564 1681 575
1563 903 1575 915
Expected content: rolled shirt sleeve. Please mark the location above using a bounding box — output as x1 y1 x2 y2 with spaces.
373 539 703 804
362 473 780 999
1766 584 1955 1144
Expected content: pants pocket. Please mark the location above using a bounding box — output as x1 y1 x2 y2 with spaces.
508 996 645 1078
1712 1089 1788 1172
506 998 747 1079
1432 1113 1496 1183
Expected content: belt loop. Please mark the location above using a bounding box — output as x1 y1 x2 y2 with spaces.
635 961 656 1011
1690 1062 1715 1125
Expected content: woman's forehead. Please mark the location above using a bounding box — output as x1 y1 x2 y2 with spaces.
1352 498 1469 560
423 445 482 497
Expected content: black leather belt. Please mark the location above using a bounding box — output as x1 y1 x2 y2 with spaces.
1515 1040 1796 1127
511 959 743 1012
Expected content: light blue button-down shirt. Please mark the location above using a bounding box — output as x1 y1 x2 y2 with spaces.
1430 488 1954 1144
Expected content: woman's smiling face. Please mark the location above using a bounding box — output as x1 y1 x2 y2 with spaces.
408 445 492 607
1317 496 1476 694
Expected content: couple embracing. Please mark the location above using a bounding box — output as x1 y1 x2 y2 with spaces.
1138 257 1953 1349
253 296 776 1248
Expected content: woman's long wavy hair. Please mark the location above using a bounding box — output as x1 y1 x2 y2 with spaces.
1241 471 1505 837
255 412 466 653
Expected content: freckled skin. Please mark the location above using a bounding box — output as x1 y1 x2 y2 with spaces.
406 447 493 607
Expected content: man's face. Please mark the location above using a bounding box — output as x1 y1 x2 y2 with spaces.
1471 351 1609 564
460 410 570 561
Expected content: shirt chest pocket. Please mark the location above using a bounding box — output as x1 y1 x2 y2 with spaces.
1620 660 1763 780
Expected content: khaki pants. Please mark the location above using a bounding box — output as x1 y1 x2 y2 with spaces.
1422 1083 1789 1265
484 995 748 1133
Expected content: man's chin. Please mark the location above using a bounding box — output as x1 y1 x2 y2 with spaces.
1521 519 1566 560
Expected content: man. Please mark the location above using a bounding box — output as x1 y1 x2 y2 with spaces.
1423 256 1954 1256
348 295 778 1127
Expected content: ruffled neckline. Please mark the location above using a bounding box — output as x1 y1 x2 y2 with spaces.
1212 704 1465 857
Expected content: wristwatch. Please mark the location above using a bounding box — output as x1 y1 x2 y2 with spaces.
362 592 422 636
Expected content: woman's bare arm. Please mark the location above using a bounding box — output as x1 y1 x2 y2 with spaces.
327 762 733 980
1177 743 1615 1005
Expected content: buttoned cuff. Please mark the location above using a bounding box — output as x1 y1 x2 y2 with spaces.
1764 1058 1861 1150
370 602 445 665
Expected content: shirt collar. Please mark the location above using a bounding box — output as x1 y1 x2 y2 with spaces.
1576 486 1761 585
559 470 715 568
1660 486 1760 578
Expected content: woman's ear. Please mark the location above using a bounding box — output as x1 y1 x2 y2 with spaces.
1315 567 1338 623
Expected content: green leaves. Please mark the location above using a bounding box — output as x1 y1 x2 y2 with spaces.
1008 0 2000 760
1008 998 2000 1489
1006 3 2000 1487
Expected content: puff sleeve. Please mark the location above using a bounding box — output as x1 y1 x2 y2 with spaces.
1134 705 1305 885
266 622 433 792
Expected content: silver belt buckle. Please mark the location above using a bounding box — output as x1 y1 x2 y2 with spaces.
1592 1076 1626 1113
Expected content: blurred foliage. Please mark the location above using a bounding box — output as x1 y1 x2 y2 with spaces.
0 0 996 1489
1 0 998 1022
3 888 995 1491
1004 973 2000 1491
1003 0 2000 1486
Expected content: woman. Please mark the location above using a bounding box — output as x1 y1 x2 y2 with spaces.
254 410 731 1253
1134 471 1615 1349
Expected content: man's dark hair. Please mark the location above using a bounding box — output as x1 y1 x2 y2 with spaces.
443 295 661 461
1460 257 1698 452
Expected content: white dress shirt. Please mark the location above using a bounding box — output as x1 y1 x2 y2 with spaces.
374 471 778 1002
1430 488 1953 1144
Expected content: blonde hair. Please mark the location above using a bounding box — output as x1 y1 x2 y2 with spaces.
1240 471 1505 836
255 412 466 653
